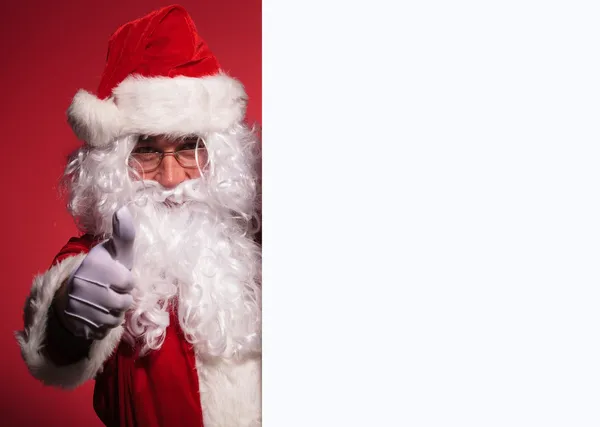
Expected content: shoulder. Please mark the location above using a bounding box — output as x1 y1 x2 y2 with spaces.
52 234 102 265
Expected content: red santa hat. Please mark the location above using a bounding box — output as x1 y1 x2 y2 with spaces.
67 4 248 147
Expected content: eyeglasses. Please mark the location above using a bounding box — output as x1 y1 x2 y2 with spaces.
129 137 207 173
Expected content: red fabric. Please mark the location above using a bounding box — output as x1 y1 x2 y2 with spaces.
93 312 203 427
52 234 99 264
51 235 204 427
97 4 220 99
44 234 100 365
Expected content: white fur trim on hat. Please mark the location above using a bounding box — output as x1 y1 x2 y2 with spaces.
67 73 248 147
15 254 124 389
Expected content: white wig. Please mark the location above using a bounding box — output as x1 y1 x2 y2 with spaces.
61 123 262 358
63 123 261 238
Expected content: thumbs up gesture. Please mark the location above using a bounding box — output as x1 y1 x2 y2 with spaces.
56 207 136 340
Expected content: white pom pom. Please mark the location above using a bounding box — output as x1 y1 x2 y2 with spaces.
67 90 123 147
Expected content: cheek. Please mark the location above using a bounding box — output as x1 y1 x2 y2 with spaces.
187 168 202 179
191 151 210 177
129 168 158 181
142 171 159 181
188 169 200 179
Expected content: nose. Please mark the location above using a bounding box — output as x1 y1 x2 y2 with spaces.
155 155 187 189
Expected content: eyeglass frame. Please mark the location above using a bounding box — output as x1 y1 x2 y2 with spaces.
128 138 208 173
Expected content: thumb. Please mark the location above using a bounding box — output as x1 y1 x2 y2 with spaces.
108 206 136 270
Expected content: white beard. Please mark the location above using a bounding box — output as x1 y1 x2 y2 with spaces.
119 179 261 360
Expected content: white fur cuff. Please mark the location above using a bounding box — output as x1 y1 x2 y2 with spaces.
67 73 248 147
15 254 124 389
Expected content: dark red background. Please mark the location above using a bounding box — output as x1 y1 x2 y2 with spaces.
0 1 260 425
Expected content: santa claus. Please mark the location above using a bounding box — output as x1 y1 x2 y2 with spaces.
15 5 261 427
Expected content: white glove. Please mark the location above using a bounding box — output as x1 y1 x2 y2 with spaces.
56 207 136 340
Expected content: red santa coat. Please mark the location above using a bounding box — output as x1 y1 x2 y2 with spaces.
94 313 204 427
47 235 205 427
18 232 261 427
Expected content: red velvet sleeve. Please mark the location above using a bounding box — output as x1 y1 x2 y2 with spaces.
44 234 101 366
52 233 99 265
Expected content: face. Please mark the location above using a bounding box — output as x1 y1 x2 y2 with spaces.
129 135 208 188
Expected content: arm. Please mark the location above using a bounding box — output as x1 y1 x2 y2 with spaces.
44 278 94 366
15 216 132 390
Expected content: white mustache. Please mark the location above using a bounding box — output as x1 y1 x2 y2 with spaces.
131 179 210 205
